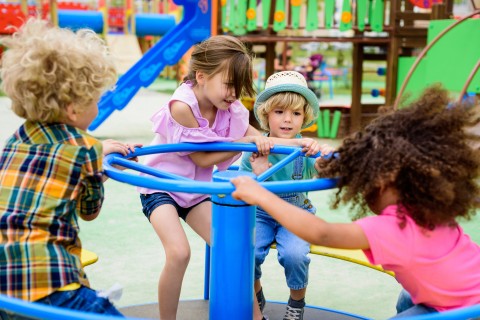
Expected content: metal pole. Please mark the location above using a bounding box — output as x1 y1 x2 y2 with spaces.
210 170 256 320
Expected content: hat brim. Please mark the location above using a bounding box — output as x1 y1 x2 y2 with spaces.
253 84 319 129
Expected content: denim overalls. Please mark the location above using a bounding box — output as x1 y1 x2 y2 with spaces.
254 156 316 290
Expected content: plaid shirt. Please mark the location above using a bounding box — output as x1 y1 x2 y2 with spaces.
0 121 104 301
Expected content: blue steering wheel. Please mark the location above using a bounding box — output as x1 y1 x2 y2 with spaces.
103 142 338 193
103 141 338 320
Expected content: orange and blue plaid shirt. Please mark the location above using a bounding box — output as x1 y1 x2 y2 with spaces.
0 121 104 301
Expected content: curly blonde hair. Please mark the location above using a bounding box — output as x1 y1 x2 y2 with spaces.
0 18 117 123
255 92 315 131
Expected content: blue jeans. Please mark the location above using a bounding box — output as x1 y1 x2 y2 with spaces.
390 289 438 318
0 287 123 319
255 193 316 290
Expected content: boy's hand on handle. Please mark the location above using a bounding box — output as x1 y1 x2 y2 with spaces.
231 176 266 206
251 135 274 155
102 139 130 156
102 140 143 172
297 138 320 156
239 135 274 155
123 143 143 163
250 153 272 176
102 140 142 158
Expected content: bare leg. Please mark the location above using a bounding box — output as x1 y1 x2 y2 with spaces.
254 279 262 294
253 297 263 320
185 201 211 244
254 280 263 320
290 288 306 301
150 205 191 320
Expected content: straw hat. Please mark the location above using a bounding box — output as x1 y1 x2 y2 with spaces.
254 71 319 129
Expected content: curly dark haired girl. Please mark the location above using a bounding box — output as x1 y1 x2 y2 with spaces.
231 85 480 318
319 85 480 229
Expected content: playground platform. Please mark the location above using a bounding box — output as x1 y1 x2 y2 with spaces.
120 300 372 319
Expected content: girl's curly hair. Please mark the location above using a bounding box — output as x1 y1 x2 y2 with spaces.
318 86 480 229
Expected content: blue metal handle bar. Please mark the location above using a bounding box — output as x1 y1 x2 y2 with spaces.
111 142 309 182
123 142 323 158
104 142 338 194
0 294 145 320
116 142 325 182
112 157 191 181
256 148 302 182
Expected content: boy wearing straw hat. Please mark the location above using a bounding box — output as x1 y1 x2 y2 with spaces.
240 71 329 320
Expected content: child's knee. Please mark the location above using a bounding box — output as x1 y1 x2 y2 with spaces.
254 246 269 265
254 253 266 268
166 246 191 267
278 250 310 269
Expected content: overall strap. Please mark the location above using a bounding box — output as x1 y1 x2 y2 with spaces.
291 156 304 180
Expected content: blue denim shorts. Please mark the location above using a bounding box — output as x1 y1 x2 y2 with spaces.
37 286 123 317
140 192 211 221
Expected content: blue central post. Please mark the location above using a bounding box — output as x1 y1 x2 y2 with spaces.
209 170 257 320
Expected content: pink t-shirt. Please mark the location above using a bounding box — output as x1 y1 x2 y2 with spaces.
355 205 480 311
137 82 249 207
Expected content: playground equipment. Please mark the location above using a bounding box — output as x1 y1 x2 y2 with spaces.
84 0 476 135
1 142 480 319
88 0 211 130
369 88 385 97
218 0 475 135
2 290 480 320
102 142 350 319
317 109 342 139
0 142 476 319
0 0 176 40
395 11 480 109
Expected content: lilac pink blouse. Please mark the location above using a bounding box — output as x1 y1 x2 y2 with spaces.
137 82 250 207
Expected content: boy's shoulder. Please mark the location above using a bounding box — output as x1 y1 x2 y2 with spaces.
11 121 101 151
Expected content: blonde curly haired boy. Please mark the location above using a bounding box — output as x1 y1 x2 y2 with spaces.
0 18 136 316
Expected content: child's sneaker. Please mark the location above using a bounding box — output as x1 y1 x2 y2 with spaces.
283 297 305 320
283 305 304 320
256 288 266 312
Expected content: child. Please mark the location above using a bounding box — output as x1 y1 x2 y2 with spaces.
137 37 319 320
300 54 323 99
232 86 480 318
0 18 137 316
240 71 330 320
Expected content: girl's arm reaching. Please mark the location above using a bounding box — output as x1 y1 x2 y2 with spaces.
231 176 370 250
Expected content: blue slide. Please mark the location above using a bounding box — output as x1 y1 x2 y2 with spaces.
89 0 211 131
